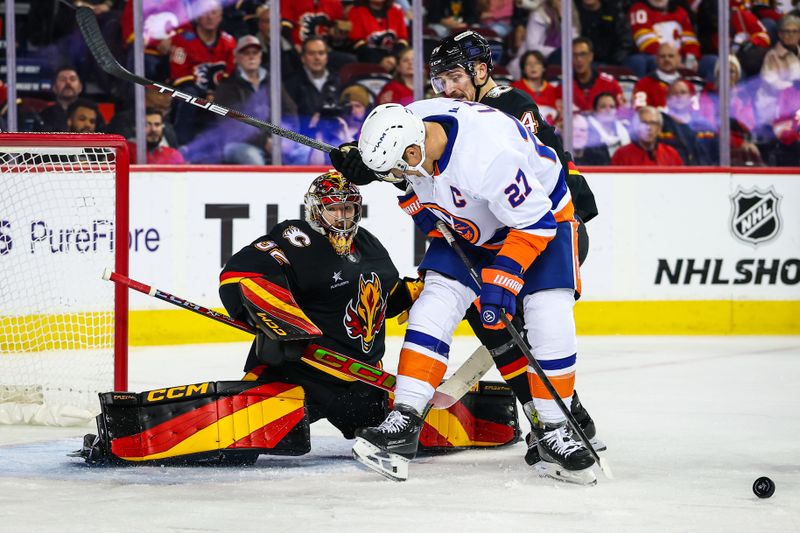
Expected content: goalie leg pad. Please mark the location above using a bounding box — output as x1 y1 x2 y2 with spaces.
417 381 520 452
82 381 310 465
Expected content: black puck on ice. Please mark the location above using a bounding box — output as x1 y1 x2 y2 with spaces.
753 476 775 498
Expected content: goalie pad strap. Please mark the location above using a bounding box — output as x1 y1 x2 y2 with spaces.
240 277 322 340
95 381 310 464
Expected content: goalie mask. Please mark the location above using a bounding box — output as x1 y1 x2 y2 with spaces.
304 171 362 255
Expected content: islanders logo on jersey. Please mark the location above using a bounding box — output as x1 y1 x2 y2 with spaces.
343 273 387 353
424 204 481 244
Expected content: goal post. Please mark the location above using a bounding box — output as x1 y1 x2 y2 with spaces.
0 133 129 425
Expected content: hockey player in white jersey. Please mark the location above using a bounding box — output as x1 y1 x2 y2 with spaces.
350 99 596 484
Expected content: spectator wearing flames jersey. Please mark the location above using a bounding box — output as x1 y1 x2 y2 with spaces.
511 50 561 126
169 0 236 146
375 47 415 105
626 0 701 78
611 105 684 166
348 0 409 64
572 37 626 112
631 43 683 109
280 0 346 46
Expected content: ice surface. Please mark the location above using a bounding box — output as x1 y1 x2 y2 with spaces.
1 336 799 533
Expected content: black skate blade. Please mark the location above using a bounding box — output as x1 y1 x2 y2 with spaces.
352 438 409 482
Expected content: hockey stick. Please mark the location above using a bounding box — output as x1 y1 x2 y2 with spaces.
75 7 334 154
103 269 492 409
434 222 612 479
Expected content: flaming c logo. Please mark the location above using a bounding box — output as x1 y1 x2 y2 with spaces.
343 273 386 353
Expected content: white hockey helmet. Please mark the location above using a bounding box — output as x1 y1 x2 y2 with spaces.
358 103 427 178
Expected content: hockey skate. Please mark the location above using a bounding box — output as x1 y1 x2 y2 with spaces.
524 389 606 467
352 404 424 482
523 402 596 485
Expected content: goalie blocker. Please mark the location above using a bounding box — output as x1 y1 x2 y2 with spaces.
73 380 519 465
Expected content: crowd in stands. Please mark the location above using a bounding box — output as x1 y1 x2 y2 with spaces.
1 0 798 166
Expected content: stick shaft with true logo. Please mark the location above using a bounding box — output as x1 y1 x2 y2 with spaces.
434 221 612 478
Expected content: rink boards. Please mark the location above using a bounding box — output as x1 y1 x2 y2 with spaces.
118 167 798 343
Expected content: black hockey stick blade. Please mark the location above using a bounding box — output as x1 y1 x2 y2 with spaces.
74 7 334 154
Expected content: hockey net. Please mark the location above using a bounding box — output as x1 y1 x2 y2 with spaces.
0 133 128 426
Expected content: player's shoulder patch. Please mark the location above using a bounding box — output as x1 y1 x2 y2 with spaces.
281 225 312 248
484 85 514 98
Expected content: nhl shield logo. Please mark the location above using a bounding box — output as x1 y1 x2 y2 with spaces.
729 187 782 245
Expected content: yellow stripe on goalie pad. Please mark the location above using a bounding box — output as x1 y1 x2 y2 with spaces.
124 387 304 462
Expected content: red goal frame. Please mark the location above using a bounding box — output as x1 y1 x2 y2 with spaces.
0 133 129 391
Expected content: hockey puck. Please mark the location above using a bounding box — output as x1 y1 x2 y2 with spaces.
753 476 775 498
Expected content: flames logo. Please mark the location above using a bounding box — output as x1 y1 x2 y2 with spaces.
343 273 386 353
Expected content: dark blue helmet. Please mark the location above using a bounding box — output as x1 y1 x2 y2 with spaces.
429 30 493 79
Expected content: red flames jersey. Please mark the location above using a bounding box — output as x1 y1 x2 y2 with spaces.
169 27 236 91
632 74 671 109
573 71 625 112
348 4 409 50
510 80 561 125
611 141 684 166
280 0 344 46
219 219 399 367
121 0 192 50
629 2 700 58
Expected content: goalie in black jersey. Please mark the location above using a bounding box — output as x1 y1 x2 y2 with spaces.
217 171 408 439
73 172 520 467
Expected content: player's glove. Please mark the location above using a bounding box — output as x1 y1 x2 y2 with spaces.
479 256 524 330
398 191 441 236
330 142 381 185
254 333 308 366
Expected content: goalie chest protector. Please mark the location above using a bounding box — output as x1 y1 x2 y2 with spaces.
225 220 399 367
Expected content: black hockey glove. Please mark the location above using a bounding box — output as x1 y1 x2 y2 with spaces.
254 333 308 366
330 142 382 185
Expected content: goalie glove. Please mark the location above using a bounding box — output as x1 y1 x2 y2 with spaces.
254 333 308 366
479 256 524 330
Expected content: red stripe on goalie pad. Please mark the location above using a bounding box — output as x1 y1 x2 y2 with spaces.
229 408 307 449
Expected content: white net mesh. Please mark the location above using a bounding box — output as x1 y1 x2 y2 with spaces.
0 141 120 425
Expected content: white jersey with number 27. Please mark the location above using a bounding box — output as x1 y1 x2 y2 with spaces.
404 98 569 248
